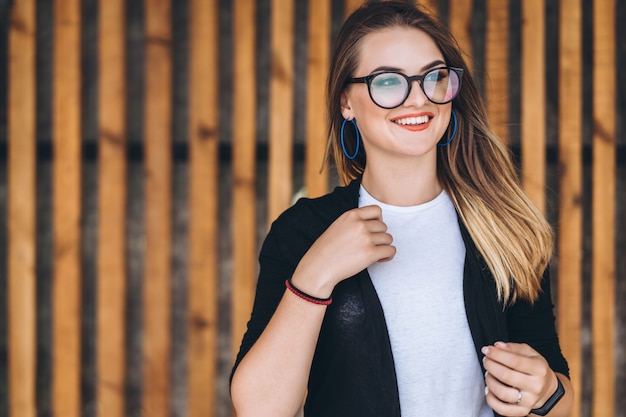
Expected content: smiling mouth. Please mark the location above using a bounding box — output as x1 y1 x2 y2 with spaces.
392 115 431 126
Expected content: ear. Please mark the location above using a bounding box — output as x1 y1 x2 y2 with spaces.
340 91 354 120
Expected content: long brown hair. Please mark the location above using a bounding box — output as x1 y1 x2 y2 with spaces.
325 1 553 304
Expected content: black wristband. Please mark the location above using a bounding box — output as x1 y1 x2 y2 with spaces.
530 376 565 416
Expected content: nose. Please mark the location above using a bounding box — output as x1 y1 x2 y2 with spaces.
402 80 429 107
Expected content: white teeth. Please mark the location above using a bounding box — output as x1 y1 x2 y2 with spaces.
394 115 429 125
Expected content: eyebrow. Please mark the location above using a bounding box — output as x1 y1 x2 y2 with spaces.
370 59 447 74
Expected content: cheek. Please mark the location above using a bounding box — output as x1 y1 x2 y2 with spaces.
352 108 390 142
436 108 453 134
352 103 388 126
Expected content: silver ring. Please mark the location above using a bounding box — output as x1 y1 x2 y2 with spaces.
516 389 523 404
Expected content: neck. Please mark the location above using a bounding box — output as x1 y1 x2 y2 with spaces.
361 155 442 206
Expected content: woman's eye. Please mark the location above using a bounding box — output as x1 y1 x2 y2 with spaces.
374 75 403 87
426 70 449 83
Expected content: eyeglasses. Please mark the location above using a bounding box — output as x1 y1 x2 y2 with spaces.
348 66 463 109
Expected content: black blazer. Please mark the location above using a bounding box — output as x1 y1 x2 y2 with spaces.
232 178 569 417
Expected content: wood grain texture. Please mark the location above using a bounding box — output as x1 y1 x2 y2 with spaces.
449 0 473 69
485 0 509 143
592 0 616 415
188 0 219 415
417 0 438 15
7 1 37 416
2 3 622 416
232 0 258 360
344 0 363 18
143 0 172 416
521 0 546 212
305 0 330 198
557 1 583 416
97 0 127 416
268 0 295 223
53 1 83 416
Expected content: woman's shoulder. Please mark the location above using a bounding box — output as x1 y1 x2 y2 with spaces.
259 180 360 262
271 179 359 232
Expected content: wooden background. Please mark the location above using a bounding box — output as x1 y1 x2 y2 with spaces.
0 0 625 416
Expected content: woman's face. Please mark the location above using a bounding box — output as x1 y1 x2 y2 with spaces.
341 26 452 165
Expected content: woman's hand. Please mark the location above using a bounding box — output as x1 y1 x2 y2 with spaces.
291 205 395 298
482 342 559 416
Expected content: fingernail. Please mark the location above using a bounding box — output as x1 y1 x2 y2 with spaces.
495 341 507 347
481 346 489 355
484 386 489 396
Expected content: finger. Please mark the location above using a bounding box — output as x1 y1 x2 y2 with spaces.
375 245 396 262
482 345 541 376
378 256 394 262
369 232 393 246
357 205 383 220
485 372 524 405
364 219 389 233
485 391 529 417
494 341 538 357
483 355 527 389
355 231 395 263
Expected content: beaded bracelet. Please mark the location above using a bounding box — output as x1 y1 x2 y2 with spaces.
285 279 332 305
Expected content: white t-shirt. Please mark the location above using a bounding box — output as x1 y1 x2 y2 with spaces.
360 185 492 417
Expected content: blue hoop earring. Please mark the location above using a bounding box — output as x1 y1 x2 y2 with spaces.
438 108 457 147
340 118 360 159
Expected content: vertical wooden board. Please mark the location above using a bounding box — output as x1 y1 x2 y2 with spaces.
188 0 218 415
97 0 127 416
53 1 82 417
7 1 37 416
143 1 172 416
449 0 473 69
485 0 509 144
232 0 257 359
557 1 582 416
344 0 363 18
521 0 546 212
417 0 438 15
592 0 616 415
305 0 329 198
268 0 294 223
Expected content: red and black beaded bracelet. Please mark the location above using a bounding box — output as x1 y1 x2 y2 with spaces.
285 278 332 305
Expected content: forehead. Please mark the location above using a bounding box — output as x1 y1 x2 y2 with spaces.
356 26 444 73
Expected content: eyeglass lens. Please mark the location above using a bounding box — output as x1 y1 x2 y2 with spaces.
369 68 460 108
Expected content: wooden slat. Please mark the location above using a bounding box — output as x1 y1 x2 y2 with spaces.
268 0 295 223
143 0 172 416
232 0 257 358
344 0 362 18
591 0 616 415
448 0 473 69
188 0 218 415
97 0 127 416
485 0 509 144
7 1 37 416
417 0 438 15
521 0 546 212
557 1 583 416
345 0 436 17
53 0 82 416
305 0 329 198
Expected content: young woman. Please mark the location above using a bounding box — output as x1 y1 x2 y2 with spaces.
230 2 573 417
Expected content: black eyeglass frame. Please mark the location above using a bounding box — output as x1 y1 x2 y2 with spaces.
347 66 464 109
